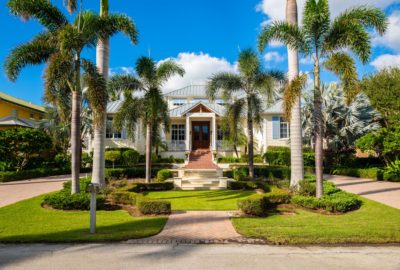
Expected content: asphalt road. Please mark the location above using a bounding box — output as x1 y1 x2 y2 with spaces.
1 244 399 270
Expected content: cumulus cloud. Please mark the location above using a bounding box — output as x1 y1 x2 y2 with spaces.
257 0 398 22
159 52 237 91
264 51 285 63
109 66 135 76
300 57 314 65
374 11 400 52
371 54 400 70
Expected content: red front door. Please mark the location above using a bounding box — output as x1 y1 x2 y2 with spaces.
192 122 210 150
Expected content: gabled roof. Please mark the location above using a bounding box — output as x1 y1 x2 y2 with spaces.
264 100 284 114
164 85 211 98
0 115 35 128
0 92 45 113
169 102 225 117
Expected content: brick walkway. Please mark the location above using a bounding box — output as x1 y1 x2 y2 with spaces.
127 211 264 244
185 150 218 169
326 174 400 209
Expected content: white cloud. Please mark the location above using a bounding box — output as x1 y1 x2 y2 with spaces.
109 66 135 76
258 0 398 22
159 52 237 91
264 51 285 63
300 57 314 65
374 11 400 52
371 54 400 69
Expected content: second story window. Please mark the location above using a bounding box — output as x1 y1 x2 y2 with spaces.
171 124 185 141
172 99 187 106
280 118 289 139
106 116 123 139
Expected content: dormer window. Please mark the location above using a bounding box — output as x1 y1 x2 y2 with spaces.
172 98 187 106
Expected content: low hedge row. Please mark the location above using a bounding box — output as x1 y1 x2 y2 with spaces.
237 195 269 216
264 187 291 204
224 166 314 180
0 167 92 183
228 181 271 192
42 191 105 210
325 167 384 180
156 169 173 182
137 199 171 215
125 182 174 193
109 191 136 205
105 167 162 180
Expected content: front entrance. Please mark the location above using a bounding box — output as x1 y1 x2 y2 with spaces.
192 121 210 150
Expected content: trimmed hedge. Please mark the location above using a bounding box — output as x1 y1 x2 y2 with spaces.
291 192 362 213
228 181 271 192
105 167 161 180
325 167 384 180
237 195 269 216
126 182 174 193
109 191 136 205
0 167 91 183
42 191 105 210
263 151 315 167
157 169 173 182
263 187 291 204
137 199 171 215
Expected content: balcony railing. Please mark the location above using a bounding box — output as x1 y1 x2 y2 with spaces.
166 140 186 151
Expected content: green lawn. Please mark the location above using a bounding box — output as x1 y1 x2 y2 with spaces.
144 190 255 210
0 195 167 243
232 198 400 244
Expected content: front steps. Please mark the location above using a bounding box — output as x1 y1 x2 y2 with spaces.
169 177 232 190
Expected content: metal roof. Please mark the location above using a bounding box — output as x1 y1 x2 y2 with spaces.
169 102 225 117
0 115 35 128
0 92 45 113
264 100 284 114
107 100 123 114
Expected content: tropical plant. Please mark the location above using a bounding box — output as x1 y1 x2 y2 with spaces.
258 0 387 197
5 0 136 194
110 57 185 182
207 49 284 179
302 84 381 165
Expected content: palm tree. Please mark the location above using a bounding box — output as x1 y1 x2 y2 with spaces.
5 0 136 194
110 57 185 182
258 0 387 197
207 49 284 179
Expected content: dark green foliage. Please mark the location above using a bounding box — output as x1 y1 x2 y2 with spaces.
291 192 362 213
233 167 248 181
42 191 105 210
0 168 70 182
137 199 171 215
263 188 291 204
263 149 315 166
105 150 121 168
63 178 92 192
81 152 93 168
0 128 52 171
298 180 316 196
127 182 174 192
122 149 140 167
155 156 185 164
325 167 384 180
228 181 270 192
104 167 161 180
254 166 291 180
156 169 172 182
217 156 241 163
237 195 269 216
109 191 136 205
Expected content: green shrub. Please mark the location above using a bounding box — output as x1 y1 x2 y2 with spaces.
0 168 70 182
42 191 105 210
63 177 92 192
81 152 93 168
155 156 185 164
326 167 384 180
264 187 291 204
122 149 140 167
228 181 270 192
105 150 121 169
137 199 171 215
263 150 315 166
105 167 160 180
157 169 173 182
109 191 136 205
126 182 174 192
254 166 291 180
298 180 316 196
217 156 241 163
233 167 248 181
383 160 400 181
237 195 269 216
267 146 290 152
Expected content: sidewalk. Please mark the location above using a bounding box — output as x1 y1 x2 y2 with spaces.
326 174 400 209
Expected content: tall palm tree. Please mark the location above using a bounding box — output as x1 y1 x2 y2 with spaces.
110 57 185 182
5 0 136 194
207 49 284 179
258 0 387 197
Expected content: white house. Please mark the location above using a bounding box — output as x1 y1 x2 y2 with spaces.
97 85 290 161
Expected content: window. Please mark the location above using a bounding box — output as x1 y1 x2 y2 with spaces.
30 113 34 119
172 99 187 106
171 124 185 141
217 125 224 140
280 118 289 139
106 116 123 139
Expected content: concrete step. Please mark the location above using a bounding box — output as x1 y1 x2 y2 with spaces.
181 186 225 191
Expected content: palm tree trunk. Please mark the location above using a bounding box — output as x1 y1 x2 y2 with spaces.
92 0 109 187
145 122 152 183
71 87 82 194
247 99 254 179
234 145 239 158
314 53 324 198
286 0 304 188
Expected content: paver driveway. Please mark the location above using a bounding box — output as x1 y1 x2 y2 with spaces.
326 174 400 209
0 174 85 207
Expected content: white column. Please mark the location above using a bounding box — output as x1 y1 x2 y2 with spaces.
186 115 190 151
263 117 268 152
212 115 217 151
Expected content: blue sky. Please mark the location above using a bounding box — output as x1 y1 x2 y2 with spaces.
1 0 399 105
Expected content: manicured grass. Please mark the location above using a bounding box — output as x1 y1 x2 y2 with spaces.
144 190 255 210
232 198 400 244
0 195 167 243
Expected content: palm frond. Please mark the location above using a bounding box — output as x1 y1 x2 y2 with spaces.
237 49 261 80
303 0 330 46
113 95 143 140
258 21 309 53
283 73 308 120
108 74 143 97
324 52 359 104
254 70 285 103
136 57 157 88
4 33 57 81
156 60 185 84
206 73 243 100
64 0 77 14
247 94 263 127
8 0 68 31
98 13 138 44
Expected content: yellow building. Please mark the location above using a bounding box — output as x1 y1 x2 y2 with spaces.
0 92 45 130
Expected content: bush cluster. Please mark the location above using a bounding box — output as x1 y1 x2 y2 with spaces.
105 167 161 180
325 167 384 180
237 195 269 216
125 182 174 192
155 156 185 164
291 192 361 213
109 191 136 205
0 167 76 183
263 146 315 167
228 181 271 192
263 187 291 204
217 155 264 164
137 199 171 215
156 169 173 182
42 191 105 210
